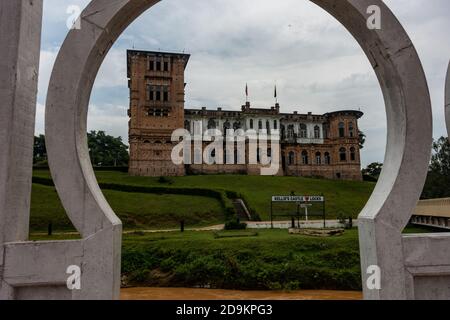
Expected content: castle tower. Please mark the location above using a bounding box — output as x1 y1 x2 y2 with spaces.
127 50 190 176
325 110 363 181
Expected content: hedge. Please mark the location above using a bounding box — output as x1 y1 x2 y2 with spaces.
32 176 237 221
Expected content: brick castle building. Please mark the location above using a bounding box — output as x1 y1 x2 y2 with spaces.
127 50 363 180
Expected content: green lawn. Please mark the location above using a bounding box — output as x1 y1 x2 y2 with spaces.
33 169 375 221
31 183 225 232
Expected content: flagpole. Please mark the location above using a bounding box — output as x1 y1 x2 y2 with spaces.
274 84 278 105
245 83 249 104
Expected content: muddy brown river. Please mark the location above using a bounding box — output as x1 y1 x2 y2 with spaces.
121 287 362 300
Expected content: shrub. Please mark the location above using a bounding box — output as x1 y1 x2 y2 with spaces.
362 174 377 182
157 176 174 184
224 220 247 230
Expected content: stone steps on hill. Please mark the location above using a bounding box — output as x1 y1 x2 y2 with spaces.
232 199 252 221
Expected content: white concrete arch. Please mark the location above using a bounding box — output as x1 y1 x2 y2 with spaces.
38 0 435 300
446 62 450 136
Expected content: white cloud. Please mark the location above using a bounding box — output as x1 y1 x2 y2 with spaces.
94 49 128 89
37 49 58 103
87 104 129 142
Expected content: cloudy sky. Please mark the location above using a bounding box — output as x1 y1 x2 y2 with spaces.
36 0 450 167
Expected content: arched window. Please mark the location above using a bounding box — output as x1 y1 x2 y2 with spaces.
266 120 271 134
223 120 231 134
281 125 286 140
314 125 321 139
208 118 216 129
339 122 345 138
300 124 307 138
258 120 263 130
274 120 278 130
350 147 356 161
324 152 331 165
349 122 354 137
316 152 322 165
302 150 309 165
287 125 295 139
339 147 347 162
250 119 254 129
323 124 329 139
288 151 295 165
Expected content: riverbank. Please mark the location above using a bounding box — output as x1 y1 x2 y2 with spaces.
120 287 362 300
30 227 434 292
121 228 362 291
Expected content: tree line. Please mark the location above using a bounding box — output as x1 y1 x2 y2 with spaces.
362 137 450 199
34 131 129 167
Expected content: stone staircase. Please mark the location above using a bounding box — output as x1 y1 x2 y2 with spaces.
232 199 252 221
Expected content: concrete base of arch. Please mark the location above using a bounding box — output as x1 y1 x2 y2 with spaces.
1 228 121 300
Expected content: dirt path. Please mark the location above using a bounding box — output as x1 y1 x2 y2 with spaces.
121 287 362 300
30 220 349 236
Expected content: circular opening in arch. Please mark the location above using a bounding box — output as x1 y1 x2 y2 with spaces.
80 0 386 228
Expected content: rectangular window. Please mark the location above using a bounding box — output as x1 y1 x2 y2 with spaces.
149 60 155 71
147 108 170 117
156 61 161 71
164 61 169 72
147 85 154 101
163 91 169 102
156 90 161 101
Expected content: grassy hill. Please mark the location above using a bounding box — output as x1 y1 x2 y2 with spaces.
31 183 225 232
31 169 375 232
